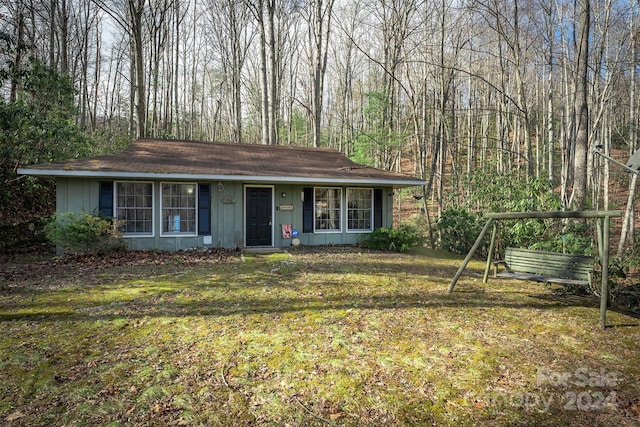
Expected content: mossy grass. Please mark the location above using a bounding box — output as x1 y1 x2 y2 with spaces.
1 246 638 425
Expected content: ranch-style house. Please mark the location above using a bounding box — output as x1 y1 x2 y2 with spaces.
19 139 423 250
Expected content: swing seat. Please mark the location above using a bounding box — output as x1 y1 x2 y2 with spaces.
493 247 593 287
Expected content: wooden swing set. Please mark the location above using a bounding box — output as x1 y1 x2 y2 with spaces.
447 210 622 329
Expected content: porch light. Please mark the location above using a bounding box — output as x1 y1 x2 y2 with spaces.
217 182 224 192
281 192 287 198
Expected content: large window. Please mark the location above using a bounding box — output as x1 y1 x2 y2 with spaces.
115 182 153 236
315 187 341 232
161 183 197 236
347 188 373 232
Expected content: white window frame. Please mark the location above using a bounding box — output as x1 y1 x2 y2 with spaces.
160 182 198 237
346 188 374 233
314 187 342 233
114 181 155 237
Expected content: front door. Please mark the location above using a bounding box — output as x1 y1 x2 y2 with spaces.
245 187 273 246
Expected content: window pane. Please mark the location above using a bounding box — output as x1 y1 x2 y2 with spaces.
115 182 153 235
347 188 373 231
161 183 197 234
315 187 341 231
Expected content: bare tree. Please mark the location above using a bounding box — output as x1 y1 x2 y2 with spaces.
247 0 272 144
570 0 590 208
92 0 148 137
618 4 639 257
302 0 335 147
206 0 253 143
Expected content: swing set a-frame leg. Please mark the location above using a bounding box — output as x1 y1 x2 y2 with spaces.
447 218 494 294
483 222 498 284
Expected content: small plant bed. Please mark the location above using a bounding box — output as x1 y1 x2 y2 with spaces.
1 247 639 426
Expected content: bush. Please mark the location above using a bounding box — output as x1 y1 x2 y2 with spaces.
464 173 561 213
360 223 422 253
45 212 125 254
437 206 484 255
526 219 593 255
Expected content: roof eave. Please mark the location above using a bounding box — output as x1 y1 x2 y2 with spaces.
18 168 424 188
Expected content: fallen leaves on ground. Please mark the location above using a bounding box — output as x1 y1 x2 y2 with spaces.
0 245 233 290
0 246 639 426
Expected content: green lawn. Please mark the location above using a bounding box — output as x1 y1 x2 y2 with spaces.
1 247 639 426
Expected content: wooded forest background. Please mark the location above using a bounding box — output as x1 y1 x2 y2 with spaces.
1 0 639 256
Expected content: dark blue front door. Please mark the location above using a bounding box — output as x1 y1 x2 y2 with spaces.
246 187 272 246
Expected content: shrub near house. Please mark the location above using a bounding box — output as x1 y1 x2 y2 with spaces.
45 212 125 254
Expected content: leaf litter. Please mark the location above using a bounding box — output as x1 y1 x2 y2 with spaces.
0 245 639 426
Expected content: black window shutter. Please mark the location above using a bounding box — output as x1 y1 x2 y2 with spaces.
198 184 211 235
98 181 114 218
302 187 314 233
374 189 383 229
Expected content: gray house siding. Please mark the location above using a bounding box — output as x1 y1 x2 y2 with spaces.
55 178 395 251
56 178 100 215
214 181 243 249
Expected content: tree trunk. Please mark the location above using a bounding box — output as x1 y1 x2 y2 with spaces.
255 0 269 145
618 21 638 257
49 0 56 69
129 0 147 138
267 1 278 145
308 0 335 148
231 1 244 143
58 0 69 75
10 6 24 102
570 0 590 209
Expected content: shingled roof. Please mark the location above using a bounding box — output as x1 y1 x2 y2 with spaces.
19 139 423 187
